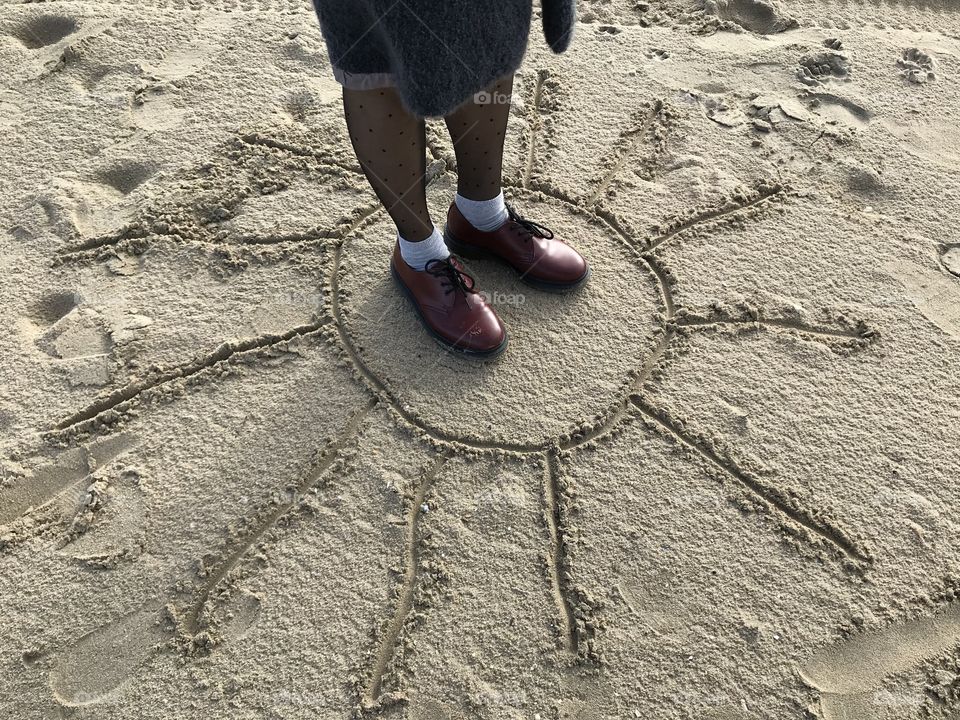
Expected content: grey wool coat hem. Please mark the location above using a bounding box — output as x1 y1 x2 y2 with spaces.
310 0 576 118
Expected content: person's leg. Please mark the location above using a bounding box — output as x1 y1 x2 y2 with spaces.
339 82 507 356
442 73 513 230
441 72 590 291
341 85 448 269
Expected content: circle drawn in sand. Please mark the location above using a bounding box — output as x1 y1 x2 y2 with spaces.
337 180 662 449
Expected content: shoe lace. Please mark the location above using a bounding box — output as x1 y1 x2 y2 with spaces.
506 202 555 241
424 257 478 296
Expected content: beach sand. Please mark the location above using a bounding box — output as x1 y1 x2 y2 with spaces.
2 0 960 717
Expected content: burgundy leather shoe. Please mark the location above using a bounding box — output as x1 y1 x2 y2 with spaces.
443 201 590 292
390 244 508 358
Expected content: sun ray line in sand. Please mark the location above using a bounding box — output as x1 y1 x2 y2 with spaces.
236 131 365 174
629 394 873 569
56 196 381 259
800 602 960 718
584 99 668 207
643 182 785 252
541 448 600 661
641 252 678 317
182 398 376 637
543 449 577 655
42 401 374 708
521 69 549 189
222 195 387 248
360 451 451 712
0 433 137 529
56 196 384 262
55 133 445 262
426 122 456 172
47 320 331 440
673 306 879 351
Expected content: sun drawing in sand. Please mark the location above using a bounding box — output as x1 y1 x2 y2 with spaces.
4 65 878 713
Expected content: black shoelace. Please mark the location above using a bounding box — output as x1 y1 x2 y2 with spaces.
506 202 555 241
424 257 478 296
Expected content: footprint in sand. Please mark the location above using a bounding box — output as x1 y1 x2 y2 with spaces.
33 305 115 387
806 92 872 128
26 289 79 328
36 159 159 244
8 14 78 50
43 576 259 707
46 586 260 707
0 435 163 707
885 255 960 341
703 0 799 34
60 470 148 566
8 13 118 86
32 171 137 243
139 15 229 84
129 14 235 132
49 159 161 240
0 433 137 531
95 159 160 196
800 603 960 719
941 245 960 279
797 51 851 86
47 605 167 707
898 48 936 84
20 285 155 387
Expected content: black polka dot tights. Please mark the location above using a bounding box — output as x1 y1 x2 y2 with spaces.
341 73 514 243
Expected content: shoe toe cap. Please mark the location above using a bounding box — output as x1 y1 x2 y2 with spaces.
535 242 589 285
458 311 507 354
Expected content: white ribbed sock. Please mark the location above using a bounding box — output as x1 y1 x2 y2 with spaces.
397 226 450 271
455 190 509 232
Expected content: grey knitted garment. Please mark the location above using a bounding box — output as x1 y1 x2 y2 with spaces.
310 0 576 117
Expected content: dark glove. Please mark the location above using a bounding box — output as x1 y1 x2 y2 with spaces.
541 0 576 53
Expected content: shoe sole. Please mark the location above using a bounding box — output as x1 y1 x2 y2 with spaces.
443 227 591 293
390 263 509 360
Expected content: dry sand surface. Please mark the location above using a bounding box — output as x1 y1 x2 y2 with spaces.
2 0 960 717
